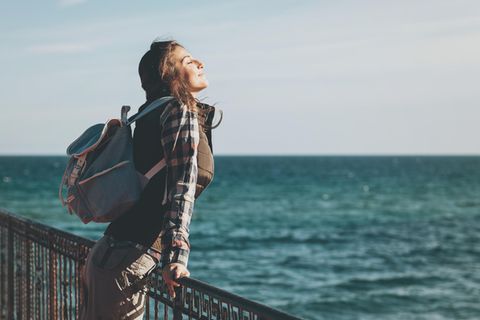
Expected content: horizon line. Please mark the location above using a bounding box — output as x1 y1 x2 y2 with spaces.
0 153 479 157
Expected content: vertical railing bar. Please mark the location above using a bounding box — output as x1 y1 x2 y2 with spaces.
7 217 14 320
0 225 4 318
57 250 60 319
36 242 39 319
23 224 27 320
45 239 48 320
13 229 16 320
15 229 21 320
38 242 42 320
26 226 32 320
37 242 40 320
60 250 63 319
63 252 68 320
14 231 19 320
14 228 21 319
69 256 73 320
207 295 211 319
228 300 232 320
154 290 159 320
19 229 23 320
43 242 48 320
40 241 44 320
37 241 41 319
34 242 39 320
145 290 150 320
78 246 88 316
58 246 61 319
49 231 57 320
40 242 44 319
188 287 193 320
75 248 79 319
173 285 183 320
59 254 67 319
164 298 168 320
155 292 158 320
55 237 59 320
57 239 60 320
59 251 63 319
19 226 23 320
1 226 4 317
154 275 159 320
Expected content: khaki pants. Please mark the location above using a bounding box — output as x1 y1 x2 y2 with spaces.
79 235 159 320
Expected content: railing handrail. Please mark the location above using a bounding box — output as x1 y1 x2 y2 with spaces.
0 208 303 320
0 208 95 247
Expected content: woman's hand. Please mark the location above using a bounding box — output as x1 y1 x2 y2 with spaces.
162 263 190 298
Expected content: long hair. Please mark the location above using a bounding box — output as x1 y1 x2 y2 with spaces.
138 39 198 113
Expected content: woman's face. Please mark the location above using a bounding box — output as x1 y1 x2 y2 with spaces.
173 46 208 96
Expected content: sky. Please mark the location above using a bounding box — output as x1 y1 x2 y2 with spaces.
0 0 479 155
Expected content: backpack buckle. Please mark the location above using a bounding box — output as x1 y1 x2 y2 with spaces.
121 105 131 126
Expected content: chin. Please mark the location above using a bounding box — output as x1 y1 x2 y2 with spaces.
190 79 209 93
198 81 209 90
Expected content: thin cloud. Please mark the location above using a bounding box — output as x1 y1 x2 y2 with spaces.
26 42 93 54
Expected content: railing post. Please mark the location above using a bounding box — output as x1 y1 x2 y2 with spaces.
173 286 184 320
7 216 14 320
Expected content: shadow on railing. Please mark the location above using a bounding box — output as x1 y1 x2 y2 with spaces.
0 209 302 320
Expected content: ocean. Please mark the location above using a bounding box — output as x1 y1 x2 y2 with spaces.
0 155 479 320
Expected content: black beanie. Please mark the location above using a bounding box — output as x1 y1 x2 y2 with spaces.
138 41 173 101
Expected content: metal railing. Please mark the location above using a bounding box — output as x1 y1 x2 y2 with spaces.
0 209 302 320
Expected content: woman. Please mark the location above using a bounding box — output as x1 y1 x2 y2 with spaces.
79 39 221 319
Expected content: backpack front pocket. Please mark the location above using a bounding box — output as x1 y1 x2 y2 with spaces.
76 160 148 223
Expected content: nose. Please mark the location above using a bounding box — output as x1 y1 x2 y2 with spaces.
197 59 204 69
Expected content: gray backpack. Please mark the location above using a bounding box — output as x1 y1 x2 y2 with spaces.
58 96 176 224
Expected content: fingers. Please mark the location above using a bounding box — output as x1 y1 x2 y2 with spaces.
169 279 181 287
167 283 176 298
162 263 190 298
163 277 179 298
173 269 181 280
166 279 180 298
173 268 189 280
174 268 190 279
163 275 180 288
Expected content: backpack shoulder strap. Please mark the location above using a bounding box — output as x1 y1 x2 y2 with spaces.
126 96 176 126
142 99 180 180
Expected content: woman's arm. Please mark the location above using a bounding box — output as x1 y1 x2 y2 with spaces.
159 101 199 269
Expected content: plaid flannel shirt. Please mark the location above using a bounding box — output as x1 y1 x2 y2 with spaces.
159 102 200 269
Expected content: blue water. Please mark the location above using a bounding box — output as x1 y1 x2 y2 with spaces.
1 155 479 320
